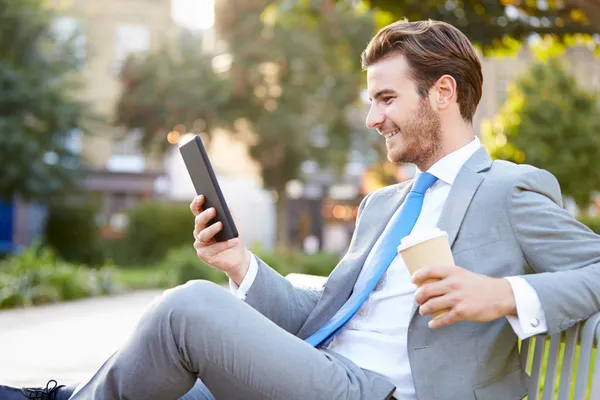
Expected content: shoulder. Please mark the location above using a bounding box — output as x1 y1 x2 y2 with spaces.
364 181 412 205
485 159 538 182
482 160 562 207
356 180 411 218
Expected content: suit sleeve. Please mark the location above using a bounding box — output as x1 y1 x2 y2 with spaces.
507 169 600 335
243 192 373 335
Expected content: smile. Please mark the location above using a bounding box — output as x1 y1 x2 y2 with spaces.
383 129 400 139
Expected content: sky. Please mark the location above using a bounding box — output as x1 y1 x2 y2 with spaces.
171 0 214 30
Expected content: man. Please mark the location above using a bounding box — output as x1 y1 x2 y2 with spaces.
3 19 600 400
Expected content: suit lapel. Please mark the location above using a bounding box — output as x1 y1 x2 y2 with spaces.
437 147 493 247
410 147 493 317
296 182 413 339
437 169 484 248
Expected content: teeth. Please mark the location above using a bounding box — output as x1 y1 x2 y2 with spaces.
384 130 399 139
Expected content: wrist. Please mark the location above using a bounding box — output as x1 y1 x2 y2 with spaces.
227 249 252 286
497 278 517 317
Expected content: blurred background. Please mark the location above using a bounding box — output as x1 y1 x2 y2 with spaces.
1 0 600 306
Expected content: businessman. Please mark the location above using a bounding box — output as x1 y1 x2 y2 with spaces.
3 19 600 400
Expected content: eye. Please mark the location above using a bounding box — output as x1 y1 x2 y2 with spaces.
382 96 394 105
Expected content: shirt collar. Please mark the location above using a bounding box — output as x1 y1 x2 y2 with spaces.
415 136 481 186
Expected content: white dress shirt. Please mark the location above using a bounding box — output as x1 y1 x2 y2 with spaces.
231 136 547 399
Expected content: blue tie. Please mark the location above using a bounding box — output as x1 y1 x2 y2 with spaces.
305 172 439 347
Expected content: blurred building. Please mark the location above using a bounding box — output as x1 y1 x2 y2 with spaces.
160 4 277 250
35 0 176 241
8 0 178 250
474 46 600 137
8 2 600 251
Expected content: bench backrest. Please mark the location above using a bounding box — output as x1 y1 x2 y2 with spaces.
522 312 600 399
285 273 600 399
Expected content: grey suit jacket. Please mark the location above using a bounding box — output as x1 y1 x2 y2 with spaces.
244 147 600 400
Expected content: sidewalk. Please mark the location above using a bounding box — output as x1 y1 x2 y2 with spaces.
0 290 163 387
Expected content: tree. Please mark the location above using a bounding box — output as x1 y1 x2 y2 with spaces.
0 0 90 202
360 0 600 53
482 58 600 208
116 0 375 247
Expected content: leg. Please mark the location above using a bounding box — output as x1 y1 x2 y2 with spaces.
71 280 389 400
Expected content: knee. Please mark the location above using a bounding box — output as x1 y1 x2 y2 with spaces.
149 280 226 322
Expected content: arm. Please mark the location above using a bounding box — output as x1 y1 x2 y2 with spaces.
508 169 600 335
234 192 374 335
242 256 323 335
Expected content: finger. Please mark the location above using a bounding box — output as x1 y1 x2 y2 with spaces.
190 195 205 217
197 221 223 244
412 265 455 286
194 207 216 231
414 280 449 305
419 293 456 317
428 305 465 329
195 237 238 261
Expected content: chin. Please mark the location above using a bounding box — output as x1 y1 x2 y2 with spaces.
387 149 406 164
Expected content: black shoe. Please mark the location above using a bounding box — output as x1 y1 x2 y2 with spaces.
0 380 73 400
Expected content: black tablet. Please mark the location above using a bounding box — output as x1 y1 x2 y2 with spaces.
179 135 239 242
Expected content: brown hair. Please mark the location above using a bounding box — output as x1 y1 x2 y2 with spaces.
361 19 483 122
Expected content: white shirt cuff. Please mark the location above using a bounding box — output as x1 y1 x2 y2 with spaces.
505 276 548 340
229 254 258 300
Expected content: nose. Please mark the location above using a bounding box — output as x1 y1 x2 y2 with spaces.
366 104 385 130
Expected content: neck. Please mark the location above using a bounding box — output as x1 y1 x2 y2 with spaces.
416 122 475 171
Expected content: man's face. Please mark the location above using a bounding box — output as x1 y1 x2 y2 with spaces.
366 54 442 167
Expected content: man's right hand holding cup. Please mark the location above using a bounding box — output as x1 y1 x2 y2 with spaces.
190 195 251 286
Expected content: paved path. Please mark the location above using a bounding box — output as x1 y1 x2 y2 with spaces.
0 290 164 387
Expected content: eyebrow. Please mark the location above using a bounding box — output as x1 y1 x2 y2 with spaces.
369 89 397 102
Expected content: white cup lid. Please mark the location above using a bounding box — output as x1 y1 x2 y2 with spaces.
397 227 448 253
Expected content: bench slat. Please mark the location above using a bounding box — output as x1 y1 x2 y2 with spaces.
557 326 579 399
542 332 562 398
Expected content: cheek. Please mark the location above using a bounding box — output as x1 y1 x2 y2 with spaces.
385 104 406 126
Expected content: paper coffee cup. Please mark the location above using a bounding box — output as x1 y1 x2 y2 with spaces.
397 228 454 320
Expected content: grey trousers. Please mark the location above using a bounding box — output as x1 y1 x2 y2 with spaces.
69 280 394 400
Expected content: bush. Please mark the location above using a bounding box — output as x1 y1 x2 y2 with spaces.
0 246 122 309
579 216 600 234
148 246 340 289
109 202 193 267
252 247 340 278
159 246 228 286
43 200 105 266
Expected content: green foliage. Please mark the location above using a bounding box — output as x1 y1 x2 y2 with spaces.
159 246 228 286
115 244 341 290
114 267 171 290
252 246 341 277
110 202 193 266
116 0 375 246
0 246 122 309
43 200 105 266
360 0 600 54
0 0 92 202
113 246 340 290
482 58 600 207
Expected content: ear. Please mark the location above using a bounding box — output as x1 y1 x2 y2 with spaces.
432 75 457 111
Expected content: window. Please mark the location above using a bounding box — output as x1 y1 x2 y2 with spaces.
51 16 86 67
107 129 146 172
61 128 83 155
114 24 150 73
112 128 143 157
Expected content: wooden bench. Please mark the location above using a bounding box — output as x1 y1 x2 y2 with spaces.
286 273 600 399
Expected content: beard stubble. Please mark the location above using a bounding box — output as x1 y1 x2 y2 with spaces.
388 98 442 169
